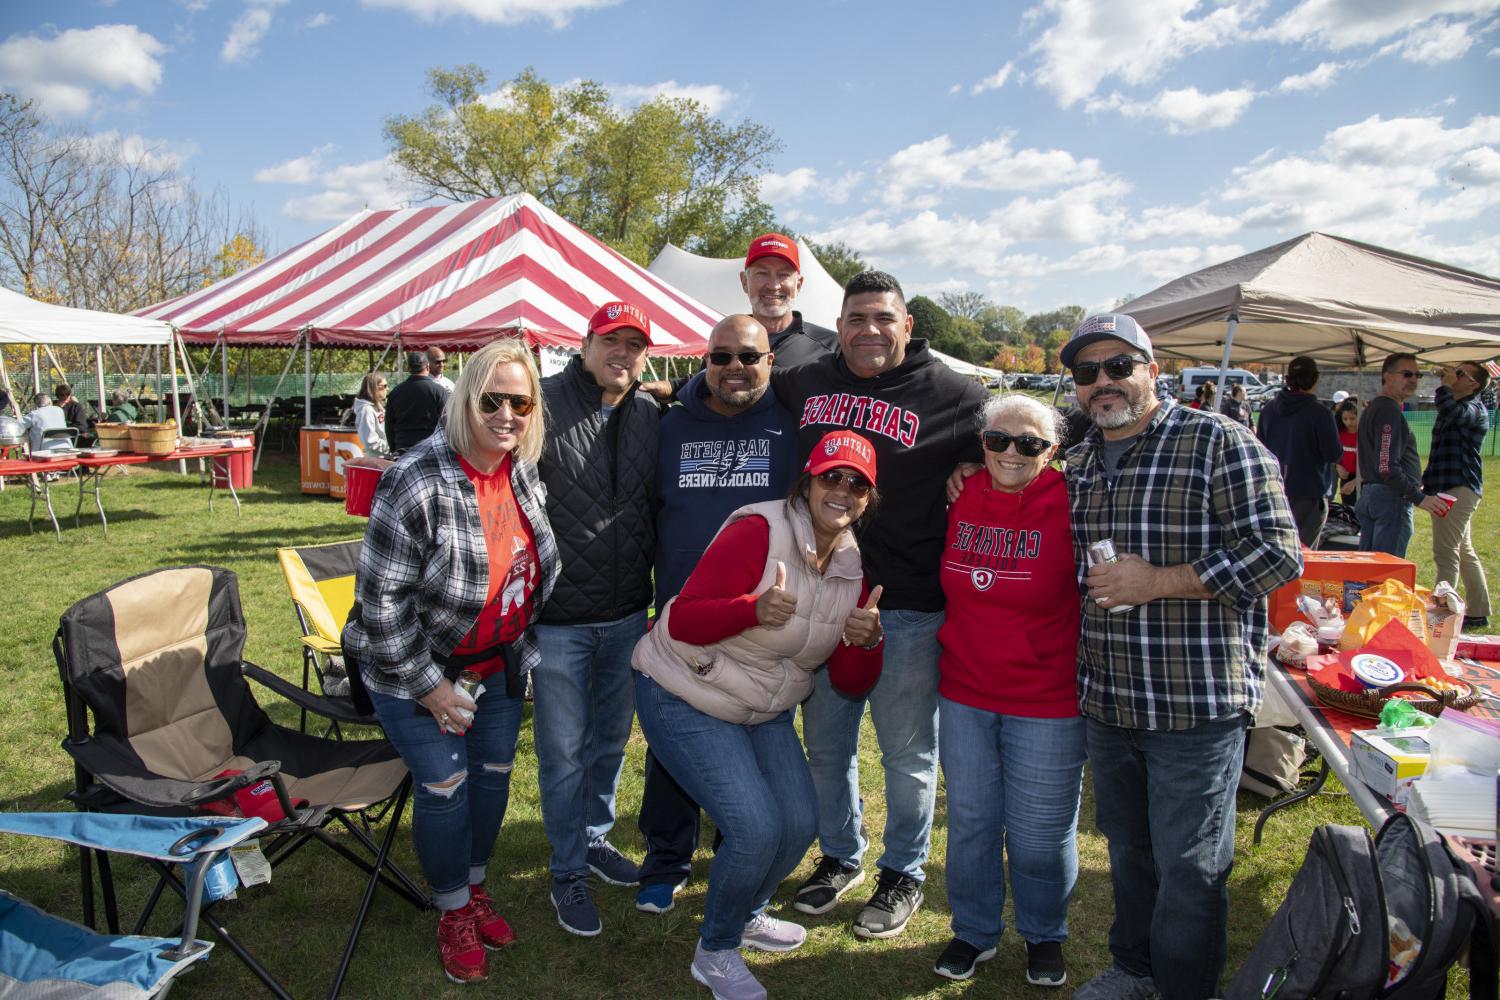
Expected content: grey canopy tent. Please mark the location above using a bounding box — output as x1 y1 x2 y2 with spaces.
1120 232 1500 369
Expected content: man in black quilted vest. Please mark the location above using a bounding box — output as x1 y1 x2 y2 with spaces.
533 301 661 939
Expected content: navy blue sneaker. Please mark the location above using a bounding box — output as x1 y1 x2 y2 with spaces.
587 839 641 887
551 874 601 937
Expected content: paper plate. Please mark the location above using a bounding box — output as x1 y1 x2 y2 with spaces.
1350 653 1404 688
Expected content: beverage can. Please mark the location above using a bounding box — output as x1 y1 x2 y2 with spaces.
1087 538 1135 614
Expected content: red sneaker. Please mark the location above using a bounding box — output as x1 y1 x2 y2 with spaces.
468 884 517 949
437 906 488 984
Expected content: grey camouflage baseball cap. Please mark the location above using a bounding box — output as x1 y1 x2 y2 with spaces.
1060 313 1154 369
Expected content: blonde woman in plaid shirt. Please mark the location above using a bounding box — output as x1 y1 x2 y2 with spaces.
1059 315 1301 1000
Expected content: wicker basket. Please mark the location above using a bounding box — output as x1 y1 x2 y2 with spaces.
93 423 133 448
1307 675 1483 719
128 421 179 456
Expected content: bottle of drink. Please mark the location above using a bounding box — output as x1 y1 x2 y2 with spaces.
454 670 483 702
1087 539 1135 614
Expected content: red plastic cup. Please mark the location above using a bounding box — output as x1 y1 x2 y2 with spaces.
1436 492 1456 517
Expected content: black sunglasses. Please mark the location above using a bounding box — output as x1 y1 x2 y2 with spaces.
1071 354 1149 386
816 469 873 498
478 391 535 416
982 430 1052 457
707 350 768 367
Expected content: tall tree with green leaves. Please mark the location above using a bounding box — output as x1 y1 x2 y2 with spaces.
385 66 783 264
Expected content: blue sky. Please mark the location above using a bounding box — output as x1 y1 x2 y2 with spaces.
2 0 1497 314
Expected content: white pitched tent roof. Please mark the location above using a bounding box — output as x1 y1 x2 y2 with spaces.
0 287 171 346
137 193 717 357
1120 232 1500 366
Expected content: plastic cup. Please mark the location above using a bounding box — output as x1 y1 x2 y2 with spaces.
1435 492 1456 517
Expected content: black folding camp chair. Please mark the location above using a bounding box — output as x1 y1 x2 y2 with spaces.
54 564 430 1000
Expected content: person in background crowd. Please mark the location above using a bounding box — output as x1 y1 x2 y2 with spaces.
1357 353 1447 556
342 339 559 985
1255 356 1342 546
105 389 138 424
633 431 885 1000
428 347 456 392
1060 314 1301 1000
770 271 987 941
54 384 92 441
1189 381 1215 411
387 351 449 453
739 233 838 366
1422 361 1491 630
1218 384 1251 427
932 394 1084 987
634 314 800 916
353 372 391 456
534 301 660 938
1333 396 1360 508
0 387 12 416
22 392 68 453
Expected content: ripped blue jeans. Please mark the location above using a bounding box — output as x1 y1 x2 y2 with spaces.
368 682 525 911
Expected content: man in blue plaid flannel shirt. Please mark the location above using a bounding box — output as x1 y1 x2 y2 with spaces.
1061 315 1302 1000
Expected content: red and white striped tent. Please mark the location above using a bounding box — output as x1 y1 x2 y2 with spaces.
138 193 719 357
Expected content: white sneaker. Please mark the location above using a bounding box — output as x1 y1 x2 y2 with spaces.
740 911 806 952
690 941 767 1000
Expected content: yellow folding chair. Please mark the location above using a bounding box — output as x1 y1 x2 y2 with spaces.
276 539 363 735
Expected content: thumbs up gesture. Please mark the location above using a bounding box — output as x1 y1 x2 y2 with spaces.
756 560 799 628
842 584 883 648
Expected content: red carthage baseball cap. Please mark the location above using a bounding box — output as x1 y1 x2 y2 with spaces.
745 233 799 270
804 430 878 486
588 301 652 343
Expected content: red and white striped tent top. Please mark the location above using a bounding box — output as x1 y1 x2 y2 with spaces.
137 193 720 357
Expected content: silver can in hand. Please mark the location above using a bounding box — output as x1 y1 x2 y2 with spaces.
1087 539 1135 614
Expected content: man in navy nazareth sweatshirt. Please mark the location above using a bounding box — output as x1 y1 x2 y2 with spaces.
634 313 800 913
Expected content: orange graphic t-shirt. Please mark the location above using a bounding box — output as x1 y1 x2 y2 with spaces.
451 454 540 679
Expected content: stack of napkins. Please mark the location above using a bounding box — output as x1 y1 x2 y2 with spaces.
1407 772 1495 840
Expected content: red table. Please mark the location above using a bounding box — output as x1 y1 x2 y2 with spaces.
0 455 90 540
71 446 255 533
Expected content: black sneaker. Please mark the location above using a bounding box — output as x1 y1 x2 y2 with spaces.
933 937 996 981
1026 940 1067 987
792 856 865 915
1464 615 1489 631
852 867 923 939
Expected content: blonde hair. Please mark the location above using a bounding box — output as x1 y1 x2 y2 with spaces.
443 338 545 464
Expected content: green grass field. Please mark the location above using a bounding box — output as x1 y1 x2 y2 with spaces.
0 448 1492 999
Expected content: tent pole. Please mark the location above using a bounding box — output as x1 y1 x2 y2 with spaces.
252 336 303 471
1215 314 1238 406
174 332 217 428
304 327 312 426
168 332 187 474
30 346 40 396
154 345 163 421
221 332 230 420
43 344 68 387
94 346 105 419
0 353 20 417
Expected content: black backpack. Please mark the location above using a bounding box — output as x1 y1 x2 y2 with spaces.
1228 813 1495 1000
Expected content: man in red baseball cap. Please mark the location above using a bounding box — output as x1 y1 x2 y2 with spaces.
740 233 838 367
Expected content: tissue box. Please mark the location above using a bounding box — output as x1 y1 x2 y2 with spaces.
1351 727 1432 804
1455 635 1500 661
1270 551 1416 631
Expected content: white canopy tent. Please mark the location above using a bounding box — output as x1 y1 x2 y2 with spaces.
647 241 1006 382
0 287 175 422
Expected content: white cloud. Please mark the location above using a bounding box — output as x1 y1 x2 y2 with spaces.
1323 113 1500 165
1026 0 1258 106
611 81 735 115
758 168 818 203
1263 0 1499 49
1129 203 1244 240
281 157 423 221
304 12 335 28
1390 18 1477 62
1088 86 1258 133
0 24 167 116
81 130 198 172
971 61 1015 94
1131 243 1247 279
1490 44 1500 55
1277 60 1346 92
222 1 287 64
879 132 1104 205
254 143 336 184
360 0 620 28
1450 146 1500 185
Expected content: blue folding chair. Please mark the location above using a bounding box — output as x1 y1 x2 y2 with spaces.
0 813 266 999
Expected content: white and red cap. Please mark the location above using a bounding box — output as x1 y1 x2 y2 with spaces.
803 430 878 486
587 301 652 343
745 233 800 270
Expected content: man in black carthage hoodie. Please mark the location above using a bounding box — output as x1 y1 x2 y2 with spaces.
1255 355 1342 546
740 232 838 367
770 270 987 941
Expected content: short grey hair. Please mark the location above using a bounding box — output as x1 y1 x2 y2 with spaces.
443 337 545 464
978 393 1066 444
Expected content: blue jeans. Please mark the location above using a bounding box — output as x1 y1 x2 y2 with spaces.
532 612 645 876
367 683 525 911
801 608 942 879
634 673 816 951
1086 714 1247 1000
939 697 1085 950
1357 482 1414 557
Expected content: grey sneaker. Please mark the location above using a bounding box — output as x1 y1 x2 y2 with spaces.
690 941 767 1000
550 874 601 937
587 839 641 886
1074 964 1160 1000
852 867 923 939
739 911 806 952
791 856 865 915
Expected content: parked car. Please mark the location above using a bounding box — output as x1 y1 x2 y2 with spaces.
1178 367 1267 402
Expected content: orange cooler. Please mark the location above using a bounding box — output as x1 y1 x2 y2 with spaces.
1269 550 1417 632
326 428 363 499
299 426 330 495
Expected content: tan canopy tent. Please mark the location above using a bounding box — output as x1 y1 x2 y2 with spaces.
1120 232 1500 368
